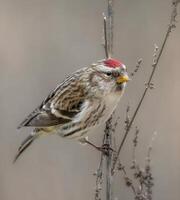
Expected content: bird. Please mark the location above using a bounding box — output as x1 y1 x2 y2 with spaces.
14 58 129 162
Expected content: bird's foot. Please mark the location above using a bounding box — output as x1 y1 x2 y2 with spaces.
82 138 115 156
96 143 115 156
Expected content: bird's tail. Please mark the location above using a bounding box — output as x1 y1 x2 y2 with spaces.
13 128 41 163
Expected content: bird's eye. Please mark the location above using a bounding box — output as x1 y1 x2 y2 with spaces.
105 72 112 76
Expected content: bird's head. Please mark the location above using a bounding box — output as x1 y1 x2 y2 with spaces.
90 58 129 95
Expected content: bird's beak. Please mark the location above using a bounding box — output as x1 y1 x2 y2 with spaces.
116 74 130 84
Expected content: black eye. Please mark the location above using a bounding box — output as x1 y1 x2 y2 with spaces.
106 72 112 76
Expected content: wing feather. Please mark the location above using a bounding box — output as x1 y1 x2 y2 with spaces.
18 68 89 128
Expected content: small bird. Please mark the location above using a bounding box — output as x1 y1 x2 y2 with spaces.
14 58 129 162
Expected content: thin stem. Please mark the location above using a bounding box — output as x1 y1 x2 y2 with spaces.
103 15 109 59
111 0 180 175
121 167 136 195
95 154 104 200
105 134 112 200
107 0 114 57
103 0 114 58
104 117 113 200
103 1 114 200
113 132 137 196
95 135 105 200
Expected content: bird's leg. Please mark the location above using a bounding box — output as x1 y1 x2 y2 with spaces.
80 137 115 155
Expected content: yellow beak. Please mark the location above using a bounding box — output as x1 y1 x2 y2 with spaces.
116 74 129 84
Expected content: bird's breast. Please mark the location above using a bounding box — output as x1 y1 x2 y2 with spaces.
100 92 123 123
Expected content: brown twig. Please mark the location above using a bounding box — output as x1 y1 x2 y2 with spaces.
130 59 143 77
103 0 114 58
103 15 109 59
104 117 113 200
107 0 114 57
120 165 136 195
131 127 139 169
95 1 114 200
94 142 105 200
111 0 180 175
103 1 114 200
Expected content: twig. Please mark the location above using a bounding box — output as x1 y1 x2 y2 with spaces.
94 0 114 199
103 15 109 59
131 127 139 169
112 117 137 197
130 59 143 77
107 0 114 57
103 1 114 200
103 0 114 58
104 117 113 200
144 132 157 200
117 160 137 195
121 166 136 195
111 0 180 175
94 143 104 200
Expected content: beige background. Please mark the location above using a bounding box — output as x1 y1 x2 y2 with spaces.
0 0 180 200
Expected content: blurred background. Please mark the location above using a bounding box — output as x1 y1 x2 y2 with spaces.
0 0 180 200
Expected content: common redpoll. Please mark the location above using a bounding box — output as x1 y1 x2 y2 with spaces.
14 58 129 162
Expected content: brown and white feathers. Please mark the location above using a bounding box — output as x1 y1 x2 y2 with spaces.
14 58 129 162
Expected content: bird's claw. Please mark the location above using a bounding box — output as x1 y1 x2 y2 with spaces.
83 139 115 156
96 143 115 156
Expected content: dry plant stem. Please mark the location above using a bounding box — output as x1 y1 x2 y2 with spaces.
121 167 136 195
94 135 106 200
104 117 113 200
95 151 104 200
131 127 139 168
130 59 143 77
113 132 136 196
103 16 109 59
111 0 180 175
107 0 114 57
103 1 114 200
94 0 114 198
105 138 112 200
103 0 114 59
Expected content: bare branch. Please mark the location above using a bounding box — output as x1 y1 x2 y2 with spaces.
104 117 113 200
131 127 139 169
103 2 114 200
130 59 143 77
103 15 109 59
107 0 114 57
117 162 137 195
111 0 180 175
94 149 104 200
103 0 114 58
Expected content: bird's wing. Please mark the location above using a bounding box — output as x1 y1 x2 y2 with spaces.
18 69 88 128
17 108 72 128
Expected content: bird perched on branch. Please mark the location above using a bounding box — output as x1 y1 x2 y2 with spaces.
14 58 129 162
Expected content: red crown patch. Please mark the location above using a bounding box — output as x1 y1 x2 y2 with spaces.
103 59 123 68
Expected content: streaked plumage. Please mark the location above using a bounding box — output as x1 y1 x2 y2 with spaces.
14 58 129 162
